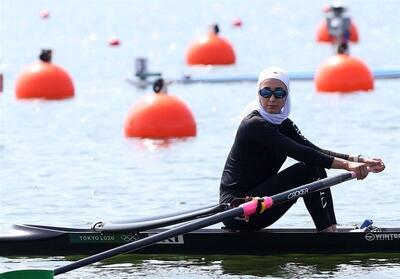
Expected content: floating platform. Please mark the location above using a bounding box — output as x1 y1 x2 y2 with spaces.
126 67 400 88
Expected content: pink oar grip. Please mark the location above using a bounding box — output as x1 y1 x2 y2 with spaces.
263 196 273 209
240 197 274 217
240 199 259 217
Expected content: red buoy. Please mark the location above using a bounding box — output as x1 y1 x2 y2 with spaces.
39 10 50 19
316 19 359 43
186 24 236 66
232 18 243 28
108 38 121 46
124 89 196 138
15 50 74 100
315 54 373 93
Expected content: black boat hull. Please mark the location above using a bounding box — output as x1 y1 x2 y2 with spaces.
0 225 399 256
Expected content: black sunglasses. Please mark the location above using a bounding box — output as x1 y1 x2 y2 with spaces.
259 87 288 99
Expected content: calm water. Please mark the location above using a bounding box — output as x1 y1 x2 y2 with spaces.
1 0 399 278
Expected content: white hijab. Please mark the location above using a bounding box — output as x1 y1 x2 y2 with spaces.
256 67 291 124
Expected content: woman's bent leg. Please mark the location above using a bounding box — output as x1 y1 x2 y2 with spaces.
223 163 321 230
303 168 337 231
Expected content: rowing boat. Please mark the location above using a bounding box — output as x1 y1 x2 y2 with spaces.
126 67 400 88
0 174 398 279
1 223 399 256
2 175 399 259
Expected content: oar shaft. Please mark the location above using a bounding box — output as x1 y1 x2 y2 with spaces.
97 203 229 232
54 206 245 275
109 204 226 225
271 172 355 206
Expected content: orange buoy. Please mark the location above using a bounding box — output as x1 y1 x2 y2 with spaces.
108 37 120 46
186 24 236 66
124 79 196 138
316 19 359 43
315 54 373 93
15 50 74 100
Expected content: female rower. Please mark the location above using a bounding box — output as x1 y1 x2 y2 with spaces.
219 67 385 232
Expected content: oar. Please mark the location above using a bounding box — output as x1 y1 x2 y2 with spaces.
0 171 356 279
94 203 229 232
109 203 227 224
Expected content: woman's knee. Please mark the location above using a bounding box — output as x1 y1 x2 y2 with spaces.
293 163 323 181
308 166 322 181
